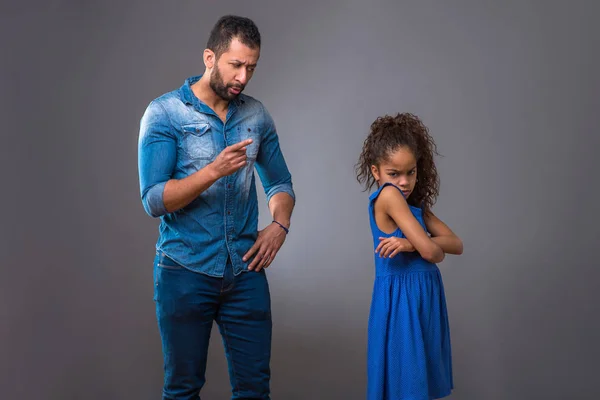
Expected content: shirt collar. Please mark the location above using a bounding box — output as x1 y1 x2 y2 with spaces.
179 75 243 112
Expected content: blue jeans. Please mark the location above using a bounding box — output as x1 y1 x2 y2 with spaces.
153 251 272 400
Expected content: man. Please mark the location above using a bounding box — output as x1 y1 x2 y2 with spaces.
137 15 295 400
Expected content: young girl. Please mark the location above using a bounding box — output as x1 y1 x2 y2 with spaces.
356 113 463 400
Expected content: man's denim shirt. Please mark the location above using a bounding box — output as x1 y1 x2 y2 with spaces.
138 76 295 277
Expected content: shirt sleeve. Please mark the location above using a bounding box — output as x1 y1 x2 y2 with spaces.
254 105 296 205
137 100 177 218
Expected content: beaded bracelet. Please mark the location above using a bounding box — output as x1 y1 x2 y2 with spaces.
272 220 289 234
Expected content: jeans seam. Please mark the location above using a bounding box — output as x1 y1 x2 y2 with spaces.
220 321 240 394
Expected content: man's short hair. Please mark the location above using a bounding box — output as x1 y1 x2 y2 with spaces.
206 15 261 59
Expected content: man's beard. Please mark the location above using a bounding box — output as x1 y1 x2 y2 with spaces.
209 64 244 101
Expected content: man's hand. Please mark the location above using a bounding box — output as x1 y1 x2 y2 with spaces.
375 237 415 258
209 139 253 178
243 222 288 272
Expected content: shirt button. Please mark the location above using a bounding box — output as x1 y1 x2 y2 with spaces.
228 211 231 215
227 184 231 188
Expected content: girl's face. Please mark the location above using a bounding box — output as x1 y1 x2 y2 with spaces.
371 146 417 199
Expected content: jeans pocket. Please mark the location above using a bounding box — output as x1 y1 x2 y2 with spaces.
153 254 160 301
153 250 186 301
153 252 184 301
157 251 184 269
157 263 183 270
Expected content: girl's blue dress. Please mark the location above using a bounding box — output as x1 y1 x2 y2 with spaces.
367 183 453 399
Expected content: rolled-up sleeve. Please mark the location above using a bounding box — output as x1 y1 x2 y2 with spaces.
138 100 177 218
255 107 295 204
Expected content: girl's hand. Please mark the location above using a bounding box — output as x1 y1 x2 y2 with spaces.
375 237 415 258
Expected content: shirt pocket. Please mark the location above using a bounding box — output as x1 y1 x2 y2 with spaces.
238 125 261 160
181 123 216 161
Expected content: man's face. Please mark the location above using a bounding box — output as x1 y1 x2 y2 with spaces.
209 37 260 101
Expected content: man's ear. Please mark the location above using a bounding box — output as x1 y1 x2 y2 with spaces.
203 49 216 70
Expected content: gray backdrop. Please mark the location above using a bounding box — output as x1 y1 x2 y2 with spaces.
2 0 599 399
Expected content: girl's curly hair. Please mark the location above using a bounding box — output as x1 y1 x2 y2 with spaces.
355 113 441 213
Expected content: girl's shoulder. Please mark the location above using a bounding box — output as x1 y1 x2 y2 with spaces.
370 182 404 202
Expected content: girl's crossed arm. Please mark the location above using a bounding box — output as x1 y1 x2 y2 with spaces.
379 185 445 263
424 212 463 255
